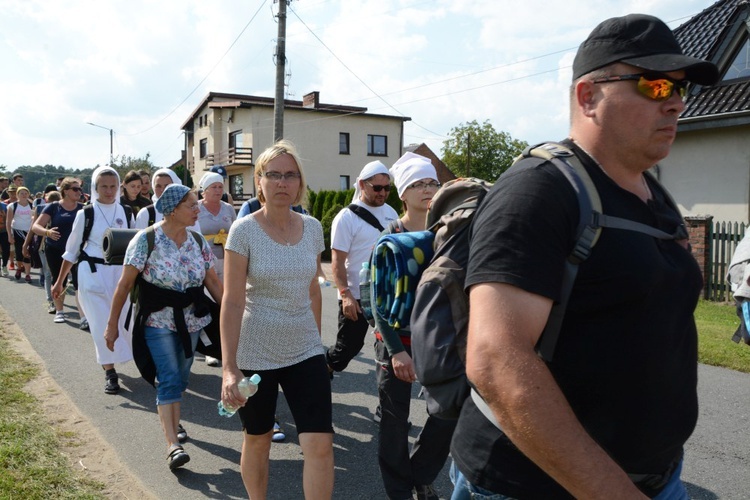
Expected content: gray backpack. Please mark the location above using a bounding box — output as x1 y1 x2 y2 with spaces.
410 142 685 421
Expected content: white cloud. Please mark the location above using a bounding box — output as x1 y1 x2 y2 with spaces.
0 0 718 171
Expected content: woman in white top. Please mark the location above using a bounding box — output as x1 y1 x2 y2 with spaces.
221 140 333 499
197 171 236 282
52 166 134 395
6 186 34 281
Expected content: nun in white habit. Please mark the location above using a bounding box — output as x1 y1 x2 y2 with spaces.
52 166 134 394
135 168 200 232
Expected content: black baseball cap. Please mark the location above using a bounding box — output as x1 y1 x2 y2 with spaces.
572 14 719 86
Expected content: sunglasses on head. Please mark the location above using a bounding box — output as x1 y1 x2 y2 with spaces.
591 72 688 101
366 182 391 193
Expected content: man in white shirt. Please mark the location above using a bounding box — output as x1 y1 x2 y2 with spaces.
326 161 398 376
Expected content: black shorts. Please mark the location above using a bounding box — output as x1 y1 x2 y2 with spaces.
238 354 333 436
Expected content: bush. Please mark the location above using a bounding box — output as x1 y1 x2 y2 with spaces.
321 203 344 261
313 190 328 221
386 186 403 215
307 190 317 216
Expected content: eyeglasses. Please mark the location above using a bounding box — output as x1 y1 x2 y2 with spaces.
591 72 688 101
262 171 301 181
180 202 201 211
408 181 441 190
69 187 82 192
365 182 392 193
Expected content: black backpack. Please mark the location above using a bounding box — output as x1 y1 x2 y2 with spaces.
410 142 686 422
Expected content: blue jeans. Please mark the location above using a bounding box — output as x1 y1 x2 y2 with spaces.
144 327 199 405
449 459 687 500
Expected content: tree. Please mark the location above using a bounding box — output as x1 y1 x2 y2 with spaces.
441 119 528 182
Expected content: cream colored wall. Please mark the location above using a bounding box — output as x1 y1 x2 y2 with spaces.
660 125 750 224
190 105 405 199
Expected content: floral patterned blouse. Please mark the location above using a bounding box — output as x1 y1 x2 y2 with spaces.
124 225 216 331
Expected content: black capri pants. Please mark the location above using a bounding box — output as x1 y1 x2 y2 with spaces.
238 354 333 436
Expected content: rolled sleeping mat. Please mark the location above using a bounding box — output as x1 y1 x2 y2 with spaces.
103 228 140 265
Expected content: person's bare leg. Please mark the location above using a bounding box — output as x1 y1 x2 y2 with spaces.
241 431 273 499
157 403 181 448
299 432 334 499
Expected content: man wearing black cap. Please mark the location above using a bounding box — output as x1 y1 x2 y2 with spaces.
450 14 719 499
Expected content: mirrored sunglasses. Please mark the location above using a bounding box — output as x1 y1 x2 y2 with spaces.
591 72 688 101
365 182 391 193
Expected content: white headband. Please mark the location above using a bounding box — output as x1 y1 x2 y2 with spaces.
352 160 390 203
390 152 438 197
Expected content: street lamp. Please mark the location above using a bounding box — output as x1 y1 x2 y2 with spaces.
87 122 114 165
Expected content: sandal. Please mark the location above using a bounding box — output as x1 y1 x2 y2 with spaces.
167 446 190 470
177 424 188 443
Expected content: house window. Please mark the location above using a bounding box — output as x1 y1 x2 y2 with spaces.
367 134 387 156
340 175 350 190
724 38 750 81
339 132 350 154
199 138 207 159
229 174 243 197
229 130 243 149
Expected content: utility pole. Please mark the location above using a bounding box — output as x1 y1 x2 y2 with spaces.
273 0 289 142
466 132 471 177
87 122 114 165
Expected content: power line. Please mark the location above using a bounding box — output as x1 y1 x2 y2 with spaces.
288 5 444 138
121 0 269 137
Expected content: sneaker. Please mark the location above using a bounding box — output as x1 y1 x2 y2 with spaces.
15 269 21 280
414 484 440 500
8 261 14 271
104 373 120 395
54 311 66 323
272 421 286 442
1 267 7 276
205 355 220 367
25 274 32 283
373 405 382 423
79 318 89 331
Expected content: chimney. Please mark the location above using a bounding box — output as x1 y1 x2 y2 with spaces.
302 91 320 109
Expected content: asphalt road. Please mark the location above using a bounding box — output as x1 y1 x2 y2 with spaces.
1 270 749 499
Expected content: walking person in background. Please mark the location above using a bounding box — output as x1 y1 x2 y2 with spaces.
120 170 152 216
52 166 134 395
23 189 61 311
139 169 152 199
220 140 333 499
105 184 223 471
450 14 719 499
7 186 34 282
32 178 84 323
135 168 194 230
0 196 9 276
326 161 398 377
197 170 236 367
373 153 455 500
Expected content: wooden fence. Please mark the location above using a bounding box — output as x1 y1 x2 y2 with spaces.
707 221 747 301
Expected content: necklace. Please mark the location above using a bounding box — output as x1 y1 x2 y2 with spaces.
96 204 116 228
263 210 293 246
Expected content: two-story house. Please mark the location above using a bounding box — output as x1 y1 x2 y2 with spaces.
181 91 410 202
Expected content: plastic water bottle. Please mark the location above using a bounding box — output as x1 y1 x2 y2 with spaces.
217 373 261 417
318 276 332 287
360 262 375 326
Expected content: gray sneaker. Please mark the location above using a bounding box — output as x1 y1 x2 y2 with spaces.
47 302 56 314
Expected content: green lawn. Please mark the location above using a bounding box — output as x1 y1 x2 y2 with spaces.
695 299 750 373
0 332 105 499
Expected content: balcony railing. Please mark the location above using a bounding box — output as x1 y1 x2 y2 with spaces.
205 147 253 168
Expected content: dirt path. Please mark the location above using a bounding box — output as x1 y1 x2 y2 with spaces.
1 307 156 500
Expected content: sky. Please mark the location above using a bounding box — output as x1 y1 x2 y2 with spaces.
0 0 717 171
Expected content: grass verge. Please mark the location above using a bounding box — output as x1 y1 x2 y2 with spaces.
695 299 750 373
0 330 105 499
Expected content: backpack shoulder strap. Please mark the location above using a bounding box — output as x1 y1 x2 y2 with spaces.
347 204 384 232
79 204 95 256
145 225 156 260
148 205 156 227
189 230 203 248
248 198 262 214
122 204 133 228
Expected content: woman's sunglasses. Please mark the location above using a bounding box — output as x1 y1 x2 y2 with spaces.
591 72 688 101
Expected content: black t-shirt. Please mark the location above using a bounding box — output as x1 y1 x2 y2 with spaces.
451 141 701 498
42 202 84 250
120 195 152 215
